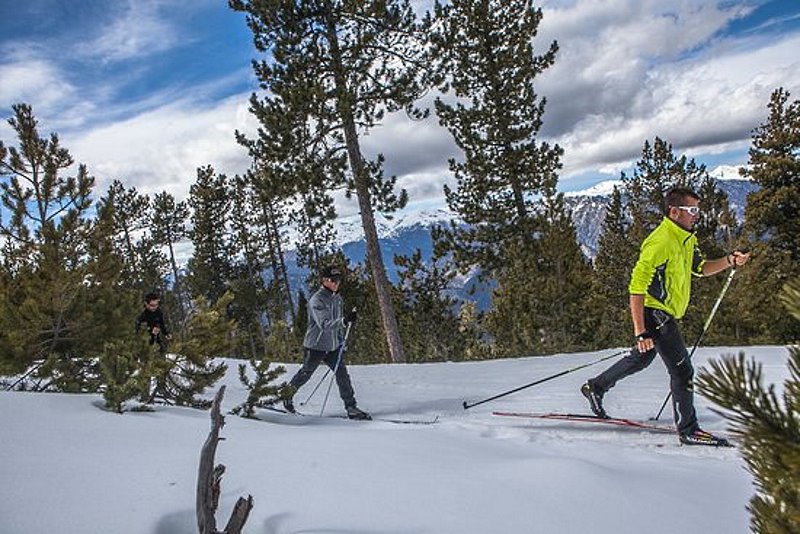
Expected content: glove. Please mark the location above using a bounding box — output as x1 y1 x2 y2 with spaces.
344 308 357 325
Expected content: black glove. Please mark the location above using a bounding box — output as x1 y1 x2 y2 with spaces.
344 308 357 325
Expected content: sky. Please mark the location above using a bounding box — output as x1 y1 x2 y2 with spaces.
0 345 791 533
1 0 799 218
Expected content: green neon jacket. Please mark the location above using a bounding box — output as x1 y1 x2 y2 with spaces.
628 217 705 319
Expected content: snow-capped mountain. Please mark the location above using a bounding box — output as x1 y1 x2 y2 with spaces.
326 178 757 265
280 178 758 307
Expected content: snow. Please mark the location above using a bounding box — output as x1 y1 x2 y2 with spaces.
563 179 623 197
331 205 456 245
0 345 790 534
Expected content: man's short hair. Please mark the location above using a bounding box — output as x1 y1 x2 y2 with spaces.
144 291 160 303
664 187 700 214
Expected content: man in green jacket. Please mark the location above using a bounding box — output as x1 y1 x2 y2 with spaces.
581 187 750 446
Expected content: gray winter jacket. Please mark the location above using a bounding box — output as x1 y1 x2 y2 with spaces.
303 286 346 352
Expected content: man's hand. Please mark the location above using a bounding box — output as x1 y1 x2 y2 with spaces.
635 331 655 353
344 308 357 325
728 249 750 269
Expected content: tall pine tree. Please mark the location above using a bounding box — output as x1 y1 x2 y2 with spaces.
587 186 636 348
151 190 190 319
737 87 800 342
95 180 151 289
229 0 429 363
428 0 561 277
0 104 98 381
187 165 231 305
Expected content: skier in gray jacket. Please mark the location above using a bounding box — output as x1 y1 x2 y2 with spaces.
283 265 370 420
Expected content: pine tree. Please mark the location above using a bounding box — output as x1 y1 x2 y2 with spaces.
229 0 428 363
99 338 151 413
587 186 636 348
151 190 190 317
696 278 800 534
249 167 295 323
226 174 269 358
488 193 593 355
292 185 339 273
0 104 98 382
427 0 561 277
457 300 494 360
743 88 800 262
187 165 231 305
622 137 708 240
293 290 309 353
96 180 151 289
232 357 287 418
394 249 469 362
737 87 800 343
145 294 232 408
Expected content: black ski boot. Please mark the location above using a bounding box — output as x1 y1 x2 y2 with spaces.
679 428 733 447
581 382 608 419
282 397 296 414
346 406 372 420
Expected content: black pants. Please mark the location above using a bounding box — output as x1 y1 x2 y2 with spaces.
289 346 357 409
590 307 698 434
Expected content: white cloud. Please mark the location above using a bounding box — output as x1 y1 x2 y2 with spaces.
65 93 257 200
3 0 798 216
76 0 182 63
521 0 800 185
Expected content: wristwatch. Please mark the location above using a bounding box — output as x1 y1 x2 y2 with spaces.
635 331 653 342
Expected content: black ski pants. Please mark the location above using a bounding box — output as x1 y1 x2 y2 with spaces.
590 307 698 434
289 346 357 409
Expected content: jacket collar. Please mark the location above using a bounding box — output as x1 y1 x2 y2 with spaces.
320 285 337 296
662 216 695 242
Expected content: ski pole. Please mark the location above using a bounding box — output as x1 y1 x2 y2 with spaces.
301 308 357 406
319 321 353 416
651 266 737 421
299 369 330 406
462 349 628 410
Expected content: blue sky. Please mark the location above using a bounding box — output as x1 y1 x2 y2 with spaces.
1 0 799 216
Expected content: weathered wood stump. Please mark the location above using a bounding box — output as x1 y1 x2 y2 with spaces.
197 386 253 534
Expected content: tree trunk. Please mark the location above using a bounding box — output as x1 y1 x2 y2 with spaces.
266 203 296 323
166 230 186 320
323 13 406 363
196 386 253 534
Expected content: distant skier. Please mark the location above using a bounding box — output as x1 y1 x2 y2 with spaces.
581 187 749 446
282 265 370 420
135 292 171 354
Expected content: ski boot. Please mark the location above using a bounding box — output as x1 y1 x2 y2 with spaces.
679 428 733 447
346 406 372 420
581 381 608 419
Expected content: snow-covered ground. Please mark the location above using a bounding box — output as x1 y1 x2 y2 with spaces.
0 346 790 534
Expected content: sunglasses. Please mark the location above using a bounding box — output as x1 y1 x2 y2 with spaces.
675 205 701 216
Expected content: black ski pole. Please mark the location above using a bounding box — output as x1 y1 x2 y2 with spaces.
462 349 628 410
651 266 737 421
320 320 353 416
301 308 357 407
299 369 330 407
